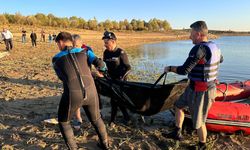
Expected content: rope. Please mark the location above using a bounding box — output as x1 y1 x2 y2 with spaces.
216 82 229 101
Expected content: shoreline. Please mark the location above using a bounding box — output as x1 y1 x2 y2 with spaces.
0 26 250 149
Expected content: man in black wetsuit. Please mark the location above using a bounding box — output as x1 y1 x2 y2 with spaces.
52 32 109 150
102 31 131 125
71 34 106 130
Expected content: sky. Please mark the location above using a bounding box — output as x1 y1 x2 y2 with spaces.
0 0 250 31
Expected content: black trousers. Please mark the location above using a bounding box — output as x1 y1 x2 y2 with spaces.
4 39 13 50
58 86 108 149
31 39 37 47
110 97 130 124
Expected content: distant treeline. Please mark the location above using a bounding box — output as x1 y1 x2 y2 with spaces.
0 12 172 32
209 30 250 34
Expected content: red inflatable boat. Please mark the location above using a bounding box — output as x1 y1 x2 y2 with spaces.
216 80 250 101
185 80 250 135
206 101 250 135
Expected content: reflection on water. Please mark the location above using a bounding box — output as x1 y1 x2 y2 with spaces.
140 43 170 60
130 36 250 83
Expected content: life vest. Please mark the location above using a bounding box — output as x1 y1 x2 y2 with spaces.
189 41 221 91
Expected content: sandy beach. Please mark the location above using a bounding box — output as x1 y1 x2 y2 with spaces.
0 26 249 149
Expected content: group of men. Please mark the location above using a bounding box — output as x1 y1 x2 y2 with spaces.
1 28 57 51
52 30 132 149
21 28 57 47
51 20 223 150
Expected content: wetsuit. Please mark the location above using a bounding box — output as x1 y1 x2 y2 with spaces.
103 47 131 124
52 46 108 149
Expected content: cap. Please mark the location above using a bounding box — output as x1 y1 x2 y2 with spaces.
102 31 117 40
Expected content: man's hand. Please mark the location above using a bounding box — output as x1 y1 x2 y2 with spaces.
96 71 104 77
91 71 104 78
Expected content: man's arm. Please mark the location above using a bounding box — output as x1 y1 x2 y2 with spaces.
165 45 206 75
120 50 131 72
87 50 107 72
9 31 13 39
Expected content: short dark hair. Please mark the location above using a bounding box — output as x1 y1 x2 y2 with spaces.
190 21 208 35
102 31 117 40
55 32 73 42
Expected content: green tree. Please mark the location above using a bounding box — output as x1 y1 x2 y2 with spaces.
4 13 15 24
148 18 160 31
130 19 138 30
0 13 172 32
69 16 79 28
14 12 25 24
137 20 145 31
58 18 69 28
0 14 8 24
47 13 56 26
25 16 38 25
35 13 48 26
78 18 87 29
103 19 113 30
162 20 171 31
119 20 126 30
88 17 98 30
97 22 105 31
112 21 120 30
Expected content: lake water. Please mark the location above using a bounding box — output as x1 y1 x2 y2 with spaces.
131 36 250 83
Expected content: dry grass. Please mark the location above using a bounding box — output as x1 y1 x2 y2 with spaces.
0 25 249 149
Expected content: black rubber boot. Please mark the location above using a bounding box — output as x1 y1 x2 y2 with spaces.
59 122 78 150
198 142 207 150
162 126 184 141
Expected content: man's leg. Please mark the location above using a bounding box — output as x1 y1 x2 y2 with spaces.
197 124 207 143
58 93 81 150
110 99 118 124
59 121 78 150
4 39 9 50
175 107 185 128
75 108 83 123
73 108 83 130
31 40 34 47
118 105 130 122
9 39 13 50
163 87 191 140
190 87 216 150
83 93 109 149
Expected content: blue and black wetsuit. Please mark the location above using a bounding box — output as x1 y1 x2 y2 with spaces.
52 46 108 149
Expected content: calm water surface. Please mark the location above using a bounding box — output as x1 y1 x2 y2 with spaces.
131 36 250 83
